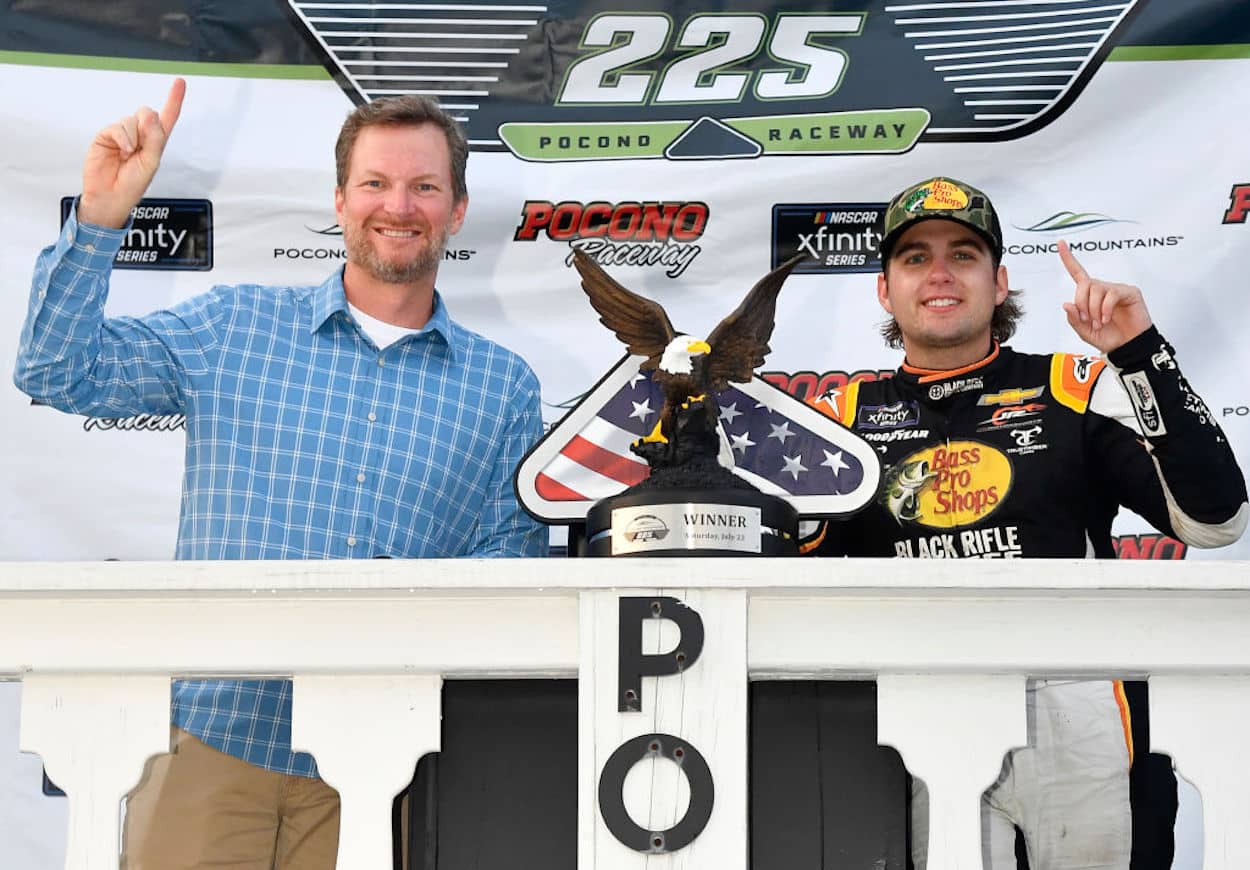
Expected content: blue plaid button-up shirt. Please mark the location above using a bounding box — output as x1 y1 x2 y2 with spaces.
16 211 548 776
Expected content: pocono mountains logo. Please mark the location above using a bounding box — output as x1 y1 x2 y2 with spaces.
513 200 708 278
59 198 212 271
285 0 1144 162
272 223 476 263
1007 208 1183 256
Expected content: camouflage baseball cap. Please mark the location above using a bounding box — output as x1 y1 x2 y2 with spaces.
878 177 1003 263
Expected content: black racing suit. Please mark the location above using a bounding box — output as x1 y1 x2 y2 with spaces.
803 326 1247 869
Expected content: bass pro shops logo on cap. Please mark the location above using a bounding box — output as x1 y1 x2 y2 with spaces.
880 177 1003 261
901 179 968 214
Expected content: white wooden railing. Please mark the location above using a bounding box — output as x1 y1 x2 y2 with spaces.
2 559 1249 869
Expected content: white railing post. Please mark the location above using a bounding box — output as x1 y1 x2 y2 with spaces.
1150 675 1250 870
877 674 1026 870
19 674 170 870
293 674 442 869
580 588 748 870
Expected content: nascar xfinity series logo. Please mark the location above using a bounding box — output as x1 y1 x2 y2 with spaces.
60 198 212 270
772 203 884 274
287 0 1144 161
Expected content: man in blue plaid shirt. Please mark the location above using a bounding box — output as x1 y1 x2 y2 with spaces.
15 79 548 868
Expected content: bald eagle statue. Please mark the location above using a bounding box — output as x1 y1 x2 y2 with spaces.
572 249 806 464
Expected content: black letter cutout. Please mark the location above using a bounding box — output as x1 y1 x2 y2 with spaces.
597 733 714 853
618 596 704 712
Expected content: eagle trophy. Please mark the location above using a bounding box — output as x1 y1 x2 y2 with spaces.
572 248 806 474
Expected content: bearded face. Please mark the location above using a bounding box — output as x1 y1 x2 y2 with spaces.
334 123 467 287
341 213 449 285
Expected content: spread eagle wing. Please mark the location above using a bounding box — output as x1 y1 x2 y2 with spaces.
572 248 676 370
703 253 806 390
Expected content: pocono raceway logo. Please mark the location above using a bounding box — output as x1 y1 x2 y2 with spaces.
1224 184 1250 224
273 222 476 263
760 368 893 400
288 0 1143 161
83 414 186 433
1113 534 1188 559
513 200 708 278
1007 208 1182 257
29 400 187 433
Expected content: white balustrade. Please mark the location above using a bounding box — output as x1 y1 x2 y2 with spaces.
1 558 1246 869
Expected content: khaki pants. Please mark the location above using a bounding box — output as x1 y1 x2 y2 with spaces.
122 727 341 870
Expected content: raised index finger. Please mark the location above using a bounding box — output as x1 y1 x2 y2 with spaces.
1057 239 1088 285
158 77 186 137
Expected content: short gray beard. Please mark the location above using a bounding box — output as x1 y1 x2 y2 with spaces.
344 223 448 285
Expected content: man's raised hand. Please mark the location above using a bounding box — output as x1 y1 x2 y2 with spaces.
1058 239 1152 353
79 78 186 229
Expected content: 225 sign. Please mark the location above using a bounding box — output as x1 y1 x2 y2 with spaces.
557 13 864 106
291 0 1144 158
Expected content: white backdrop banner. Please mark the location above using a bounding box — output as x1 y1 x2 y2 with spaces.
1 1 1248 560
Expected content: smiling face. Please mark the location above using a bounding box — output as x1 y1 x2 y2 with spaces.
334 122 467 288
877 219 1009 370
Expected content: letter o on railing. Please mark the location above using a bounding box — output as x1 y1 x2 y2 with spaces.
597 733 714 853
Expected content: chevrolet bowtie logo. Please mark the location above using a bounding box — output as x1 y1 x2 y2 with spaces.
978 387 1045 406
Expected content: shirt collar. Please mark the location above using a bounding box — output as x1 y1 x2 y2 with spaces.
309 269 350 331
309 269 461 363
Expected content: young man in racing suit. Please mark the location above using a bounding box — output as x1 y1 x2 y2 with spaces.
803 177 1248 869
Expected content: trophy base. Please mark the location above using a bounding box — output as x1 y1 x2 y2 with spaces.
585 486 798 557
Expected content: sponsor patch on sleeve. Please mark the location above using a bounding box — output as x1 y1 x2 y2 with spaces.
1049 353 1107 413
810 380 860 424
1122 371 1167 437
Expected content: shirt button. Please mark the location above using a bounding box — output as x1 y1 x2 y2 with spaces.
356 473 366 483
377 357 385 367
84 243 95 253
347 536 358 547
367 412 377 422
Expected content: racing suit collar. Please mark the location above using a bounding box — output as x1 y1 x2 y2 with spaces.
901 342 1001 382
896 342 1004 402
